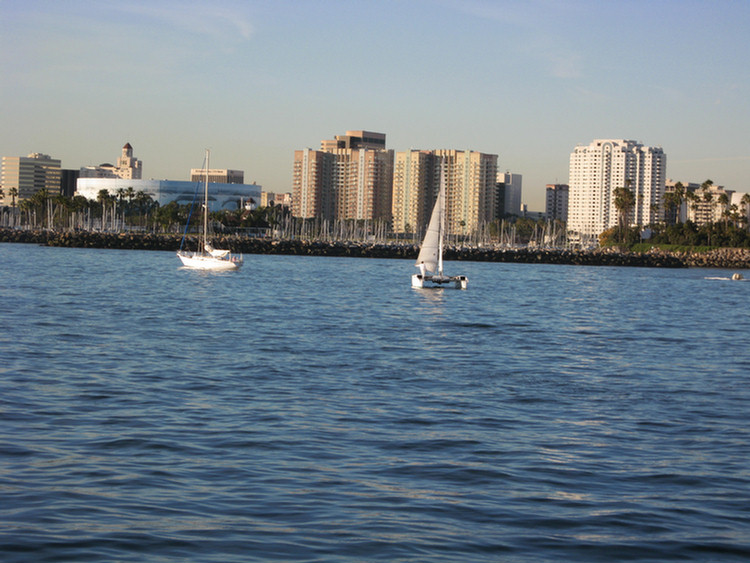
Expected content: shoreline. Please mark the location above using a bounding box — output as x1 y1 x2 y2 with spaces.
2 228 749 269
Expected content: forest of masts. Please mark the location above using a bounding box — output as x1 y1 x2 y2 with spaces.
0 189 569 249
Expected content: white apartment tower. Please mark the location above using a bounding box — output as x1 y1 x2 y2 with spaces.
568 139 666 239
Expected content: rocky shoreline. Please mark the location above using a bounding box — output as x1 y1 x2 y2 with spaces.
2 228 749 269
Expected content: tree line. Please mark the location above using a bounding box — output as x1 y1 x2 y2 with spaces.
0 187 290 234
606 179 750 248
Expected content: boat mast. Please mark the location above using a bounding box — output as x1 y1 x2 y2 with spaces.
203 149 209 248
438 169 445 276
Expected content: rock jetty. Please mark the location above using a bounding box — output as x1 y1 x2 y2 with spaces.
1 228 749 269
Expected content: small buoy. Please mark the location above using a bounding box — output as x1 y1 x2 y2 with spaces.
732 273 744 280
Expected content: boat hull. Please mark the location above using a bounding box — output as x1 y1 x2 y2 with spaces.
177 251 242 271
412 273 467 290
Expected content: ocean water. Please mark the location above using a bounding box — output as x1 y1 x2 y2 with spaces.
1 242 749 562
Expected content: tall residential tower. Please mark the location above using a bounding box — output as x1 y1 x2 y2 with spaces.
545 184 569 222
292 130 393 222
568 139 666 239
392 149 498 236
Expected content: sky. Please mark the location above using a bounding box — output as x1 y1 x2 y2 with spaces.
2 0 749 210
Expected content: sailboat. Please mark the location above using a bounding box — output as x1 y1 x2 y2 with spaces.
411 180 468 289
177 150 243 271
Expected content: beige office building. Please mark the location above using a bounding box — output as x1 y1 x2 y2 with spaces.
1 153 62 205
392 149 498 236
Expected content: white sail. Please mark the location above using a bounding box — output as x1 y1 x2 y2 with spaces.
410 174 467 289
205 243 230 258
415 184 444 275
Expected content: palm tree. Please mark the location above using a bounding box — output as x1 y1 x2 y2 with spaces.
51 194 69 230
70 195 90 230
19 199 34 228
699 179 714 222
741 193 750 231
28 188 51 229
686 190 699 221
97 189 112 230
717 192 730 230
9 187 18 209
134 190 154 228
673 181 685 223
663 191 676 224
613 180 636 243
729 203 741 228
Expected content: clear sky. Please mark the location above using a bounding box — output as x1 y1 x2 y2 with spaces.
2 0 749 210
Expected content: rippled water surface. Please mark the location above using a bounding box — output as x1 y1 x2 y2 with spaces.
2 243 749 562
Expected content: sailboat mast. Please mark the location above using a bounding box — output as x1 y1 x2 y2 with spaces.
203 149 209 247
438 173 445 276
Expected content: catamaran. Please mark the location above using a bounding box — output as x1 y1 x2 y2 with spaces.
177 150 243 271
411 180 467 289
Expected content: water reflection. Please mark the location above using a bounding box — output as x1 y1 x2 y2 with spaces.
413 287 446 318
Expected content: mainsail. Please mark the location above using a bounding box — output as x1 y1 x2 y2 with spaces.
415 183 444 275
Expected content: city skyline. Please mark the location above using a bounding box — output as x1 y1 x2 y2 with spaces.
2 1 749 211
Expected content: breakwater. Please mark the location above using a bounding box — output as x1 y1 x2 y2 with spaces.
2 228 749 269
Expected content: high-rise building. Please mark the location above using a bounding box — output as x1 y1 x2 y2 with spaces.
498 172 522 217
1 153 62 204
568 139 666 239
436 150 498 236
292 130 393 222
79 142 142 179
545 184 569 222
61 169 80 198
320 130 386 151
391 150 440 234
392 149 498 236
292 149 334 219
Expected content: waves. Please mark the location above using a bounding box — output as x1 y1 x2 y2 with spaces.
1 246 750 561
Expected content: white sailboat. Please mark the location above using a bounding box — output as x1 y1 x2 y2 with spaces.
411 180 468 289
177 150 243 271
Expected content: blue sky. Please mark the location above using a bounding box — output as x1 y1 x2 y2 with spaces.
2 0 749 210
